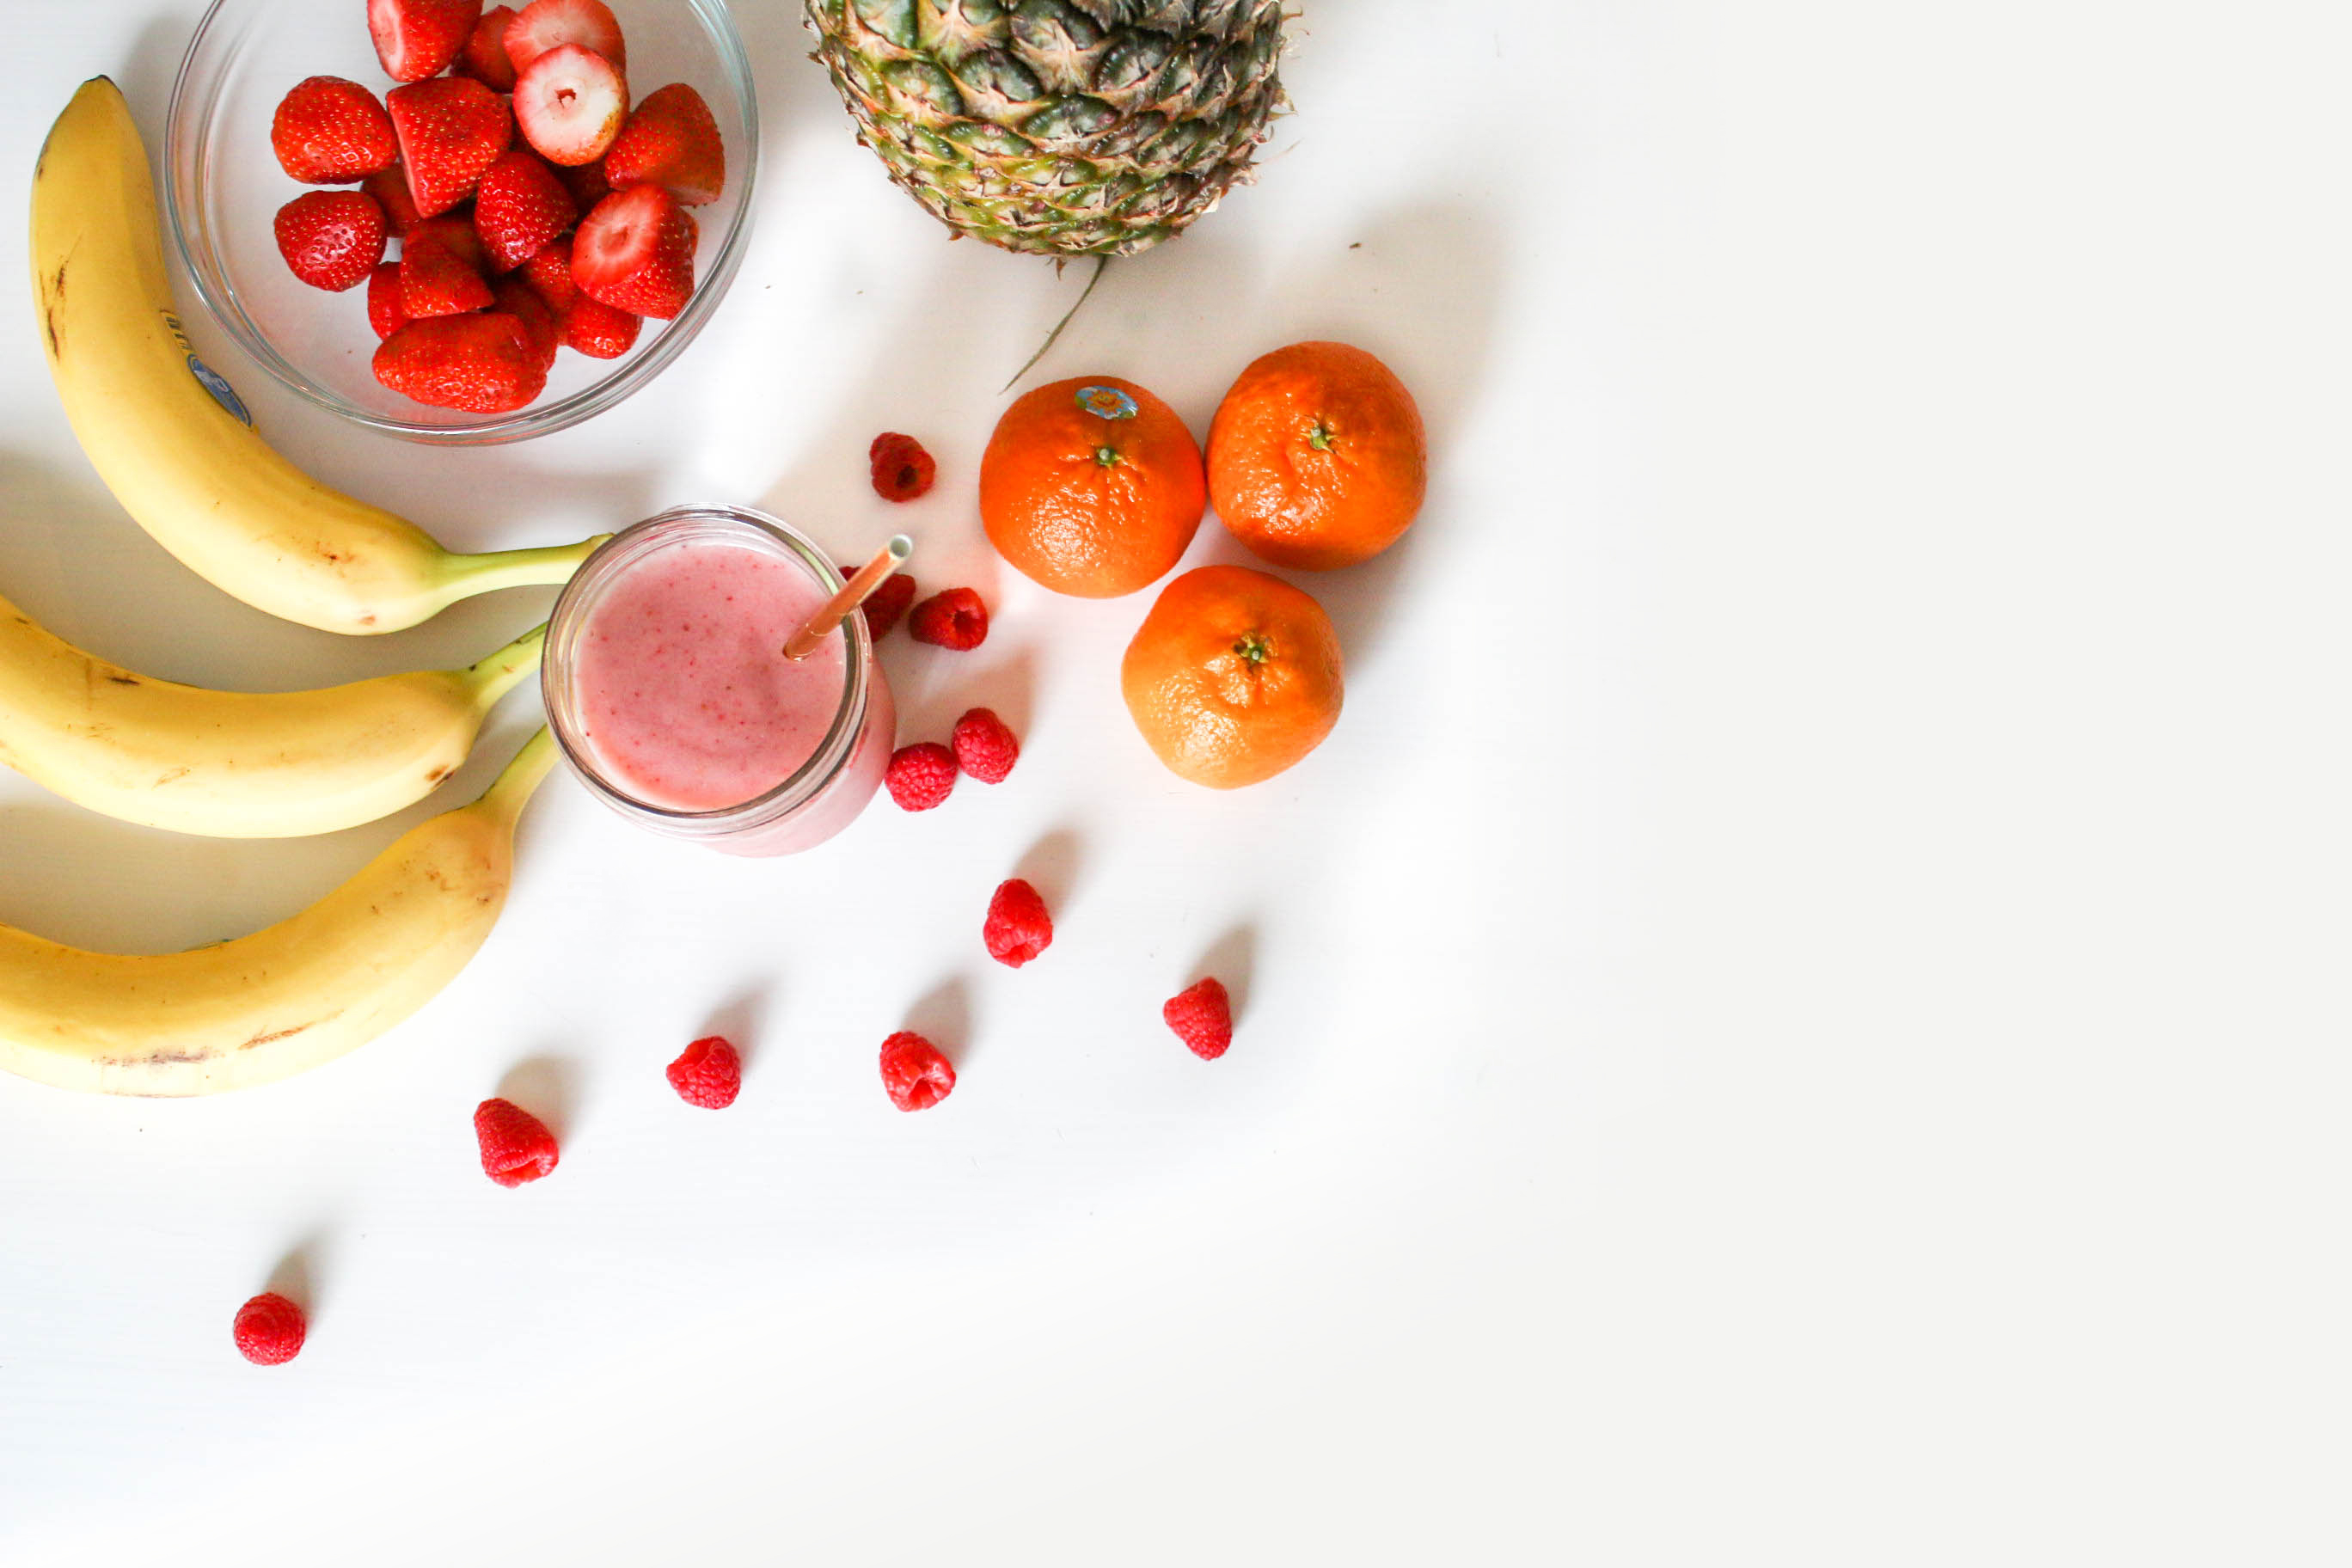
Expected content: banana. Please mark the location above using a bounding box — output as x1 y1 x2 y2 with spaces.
29 78 604 635
0 589 542 836
0 726 558 1096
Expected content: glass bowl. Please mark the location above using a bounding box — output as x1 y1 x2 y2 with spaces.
164 0 757 445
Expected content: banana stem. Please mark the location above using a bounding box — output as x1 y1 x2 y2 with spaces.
438 535 612 602
461 622 548 711
474 726 560 830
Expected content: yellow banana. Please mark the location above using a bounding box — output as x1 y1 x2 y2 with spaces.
0 590 542 836
29 78 603 635
0 727 557 1096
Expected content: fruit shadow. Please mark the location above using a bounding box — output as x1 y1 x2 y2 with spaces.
701 978 775 1073
1014 825 1086 916
887 640 1038 756
1191 921 1258 1020
903 973 974 1068
497 1052 579 1141
265 1227 332 1318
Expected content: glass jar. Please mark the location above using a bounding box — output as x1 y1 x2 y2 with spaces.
542 505 896 855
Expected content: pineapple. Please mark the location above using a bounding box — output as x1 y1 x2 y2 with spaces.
803 0 1289 258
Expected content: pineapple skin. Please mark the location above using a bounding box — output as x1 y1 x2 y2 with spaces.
804 0 1289 258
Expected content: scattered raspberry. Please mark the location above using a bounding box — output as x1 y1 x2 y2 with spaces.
983 877 1053 967
666 1035 741 1109
474 1096 560 1186
909 587 988 651
868 432 936 502
1162 977 1234 1060
885 742 958 812
879 1031 955 1112
951 707 1019 784
232 1291 307 1366
857 571 916 641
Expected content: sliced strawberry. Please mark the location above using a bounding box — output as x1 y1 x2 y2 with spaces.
387 77 512 218
603 83 726 206
512 44 628 167
273 191 387 291
503 0 627 76
271 77 397 185
493 278 561 374
366 261 408 339
454 5 521 91
373 312 547 413
368 0 484 84
561 294 640 358
553 156 611 212
518 236 577 312
361 164 426 236
473 150 575 271
401 226 494 317
572 185 695 319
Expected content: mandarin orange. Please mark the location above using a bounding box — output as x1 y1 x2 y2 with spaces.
981 377 1206 598
1206 341 1426 571
1120 566 1344 789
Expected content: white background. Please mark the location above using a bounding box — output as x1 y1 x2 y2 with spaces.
3 1 2347 1562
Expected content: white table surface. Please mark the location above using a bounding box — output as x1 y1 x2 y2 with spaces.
3 2 2346 1562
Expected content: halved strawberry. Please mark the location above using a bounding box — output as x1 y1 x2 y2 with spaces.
518 236 577 313
503 0 627 76
401 224 494 317
361 163 425 236
366 261 408 339
473 150 575 271
368 0 484 84
387 77 512 218
273 190 387 291
512 44 628 167
374 312 547 413
603 83 725 206
454 5 521 91
562 294 640 358
572 185 695 319
493 278 561 374
271 77 397 184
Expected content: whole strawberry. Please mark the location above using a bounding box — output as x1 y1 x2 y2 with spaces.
375 314 548 413
271 77 396 185
370 0 486 83
474 149 575 272
387 77 512 219
273 191 387 292
603 83 726 205
454 5 522 90
562 296 640 358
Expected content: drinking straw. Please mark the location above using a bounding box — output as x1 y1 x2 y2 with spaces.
783 535 913 661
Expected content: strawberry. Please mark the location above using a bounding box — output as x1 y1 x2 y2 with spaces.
493 278 561 374
373 313 547 413
367 0 484 84
572 185 695 319
518 236 577 313
553 156 611 212
400 224 493 317
512 44 628 167
473 150 575 271
366 261 408 339
387 77 511 218
270 77 397 184
361 164 425 236
503 0 628 76
561 295 640 358
273 191 387 291
603 83 725 206
454 5 521 91
408 213 490 273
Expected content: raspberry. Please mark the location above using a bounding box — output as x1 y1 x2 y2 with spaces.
1163 977 1234 1060
879 1030 956 1111
868 432 936 502
950 707 1020 784
983 877 1053 967
886 742 958 811
909 587 989 651
859 571 917 641
232 1291 307 1366
474 1096 560 1186
666 1035 741 1109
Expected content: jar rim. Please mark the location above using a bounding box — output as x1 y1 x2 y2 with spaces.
541 505 873 837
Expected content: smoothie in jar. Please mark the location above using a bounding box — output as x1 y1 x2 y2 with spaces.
543 507 894 855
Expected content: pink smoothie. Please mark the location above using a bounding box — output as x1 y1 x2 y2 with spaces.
573 542 886 832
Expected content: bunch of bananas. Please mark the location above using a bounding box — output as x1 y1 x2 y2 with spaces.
1 80 595 1097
